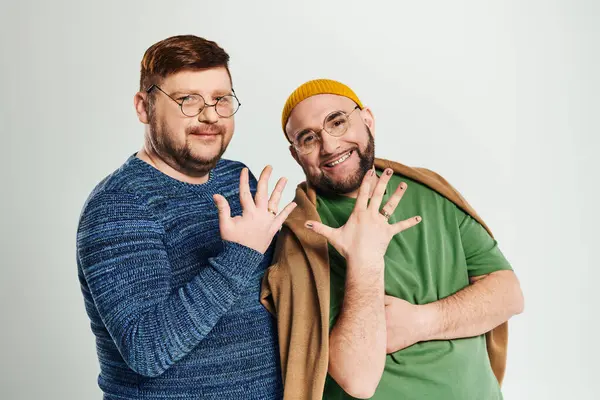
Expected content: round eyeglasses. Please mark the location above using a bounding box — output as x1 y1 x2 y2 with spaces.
146 84 241 118
292 106 360 155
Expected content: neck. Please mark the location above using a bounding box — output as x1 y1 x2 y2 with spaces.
137 147 210 185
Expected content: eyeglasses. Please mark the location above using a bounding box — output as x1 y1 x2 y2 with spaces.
292 106 361 155
146 85 241 118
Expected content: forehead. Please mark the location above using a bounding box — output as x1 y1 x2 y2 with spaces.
286 94 357 139
161 67 232 94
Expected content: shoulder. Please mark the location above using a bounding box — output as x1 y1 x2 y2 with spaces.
77 188 150 236
213 158 247 177
265 226 304 281
78 157 158 227
213 158 260 190
85 155 159 200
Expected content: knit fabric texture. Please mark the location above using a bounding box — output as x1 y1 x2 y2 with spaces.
76 155 282 399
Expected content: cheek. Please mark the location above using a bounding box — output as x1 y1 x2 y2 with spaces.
223 119 235 137
157 113 187 135
299 154 322 172
171 123 189 141
342 130 364 147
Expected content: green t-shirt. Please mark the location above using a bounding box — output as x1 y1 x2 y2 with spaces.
317 170 513 400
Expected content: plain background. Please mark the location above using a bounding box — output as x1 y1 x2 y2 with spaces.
1 0 597 399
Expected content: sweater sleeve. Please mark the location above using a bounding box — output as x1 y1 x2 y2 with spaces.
76 190 264 377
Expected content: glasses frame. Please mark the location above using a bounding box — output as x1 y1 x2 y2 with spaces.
146 84 241 118
292 105 361 155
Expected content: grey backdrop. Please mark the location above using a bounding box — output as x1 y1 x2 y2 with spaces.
1 0 598 399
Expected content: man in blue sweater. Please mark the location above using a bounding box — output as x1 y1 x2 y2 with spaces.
76 35 295 399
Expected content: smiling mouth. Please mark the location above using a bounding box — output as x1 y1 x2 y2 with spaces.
324 150 353 168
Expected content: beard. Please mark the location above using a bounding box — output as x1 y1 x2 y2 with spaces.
148 113 228 177
306 126 375 196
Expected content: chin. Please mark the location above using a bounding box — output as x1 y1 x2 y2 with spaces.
189 143 224 160
191 150 221 163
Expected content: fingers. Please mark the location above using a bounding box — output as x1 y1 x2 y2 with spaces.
268 177 288 213
391 215 422 235
213 194 232 227
254 165 272 208
355 169 375 210
239 168 254 210
272 201 297 229
305 220 336 241
370 168 393 211
380 181 407 218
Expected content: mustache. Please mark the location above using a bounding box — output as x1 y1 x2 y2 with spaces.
320 148 357 166
186 125 224 135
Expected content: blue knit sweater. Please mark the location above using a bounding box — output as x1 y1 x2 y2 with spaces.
76 155 283 399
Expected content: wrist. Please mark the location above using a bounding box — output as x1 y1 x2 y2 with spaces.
418 303 441 341
346 253 384 270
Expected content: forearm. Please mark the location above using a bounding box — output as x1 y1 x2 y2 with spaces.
422 270 524 341
328 258 387 399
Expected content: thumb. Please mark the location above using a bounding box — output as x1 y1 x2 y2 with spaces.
384 295 395 306
213 194 232 224
305 220 336 241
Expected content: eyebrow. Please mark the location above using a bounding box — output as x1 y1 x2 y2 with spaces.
324 111 344 123
295 129 314 141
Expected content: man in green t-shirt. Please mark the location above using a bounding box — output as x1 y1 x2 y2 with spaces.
272 78 524 399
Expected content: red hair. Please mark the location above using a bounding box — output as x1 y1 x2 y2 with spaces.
139 35 231 92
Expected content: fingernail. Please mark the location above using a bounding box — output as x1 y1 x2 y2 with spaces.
386 169 392 175
306 222 313 228
416 216 421 222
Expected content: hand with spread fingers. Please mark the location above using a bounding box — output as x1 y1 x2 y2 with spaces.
213 166 296 254
305 168 422 266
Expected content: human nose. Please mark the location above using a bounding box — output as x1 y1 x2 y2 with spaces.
197 104 219 124
319 131 341 155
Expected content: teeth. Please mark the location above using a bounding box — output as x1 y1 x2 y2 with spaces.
326 151 352 167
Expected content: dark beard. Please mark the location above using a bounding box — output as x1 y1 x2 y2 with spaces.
148 113 226 177
308 126 375 196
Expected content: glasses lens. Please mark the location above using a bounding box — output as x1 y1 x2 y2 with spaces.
324 112 350 137
295 131 319 154
181 95 205 117
215 95 240 117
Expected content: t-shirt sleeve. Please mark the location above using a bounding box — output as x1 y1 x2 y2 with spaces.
456 207 513 277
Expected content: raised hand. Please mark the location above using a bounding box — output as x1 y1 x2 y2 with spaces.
213 166 296 254
305 168 422 265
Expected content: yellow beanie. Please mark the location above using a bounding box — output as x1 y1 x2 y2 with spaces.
281 79 363 141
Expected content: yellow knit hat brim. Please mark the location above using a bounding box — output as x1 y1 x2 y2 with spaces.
281 79 363 141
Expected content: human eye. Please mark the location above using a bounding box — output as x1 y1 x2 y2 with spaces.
301 132 317 145
181 95 202 104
